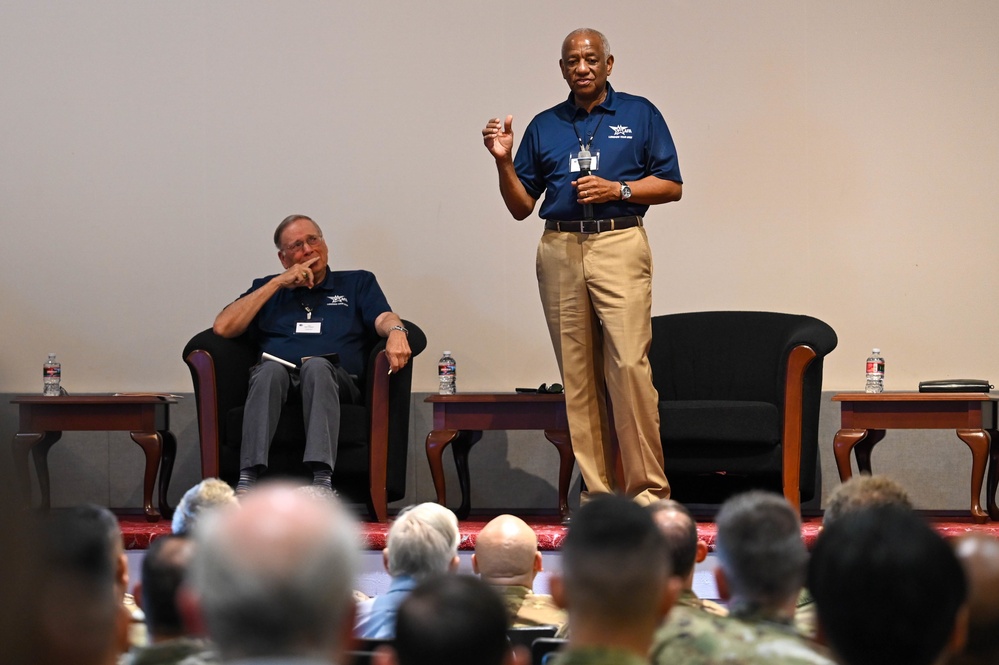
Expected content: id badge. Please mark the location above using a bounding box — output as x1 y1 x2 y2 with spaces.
296 319 323 334
569 150 600 172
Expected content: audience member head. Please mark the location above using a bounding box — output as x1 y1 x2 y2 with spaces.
32 506 131 665
823 474 911 527
139 534 195 642
472 514 542 588
713 490 807 616
808 505 967 665
553 494 676 649
185 482 360 662
171 478 237 536
375 574 526 665
384 502 460 581
948 533 999 665
647 499 705 586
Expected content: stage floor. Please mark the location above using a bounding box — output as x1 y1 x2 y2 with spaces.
119 510 999 551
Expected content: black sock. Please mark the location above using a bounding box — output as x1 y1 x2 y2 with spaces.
236 466 261 494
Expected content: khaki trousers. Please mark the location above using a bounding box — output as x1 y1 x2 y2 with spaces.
536 225 670 505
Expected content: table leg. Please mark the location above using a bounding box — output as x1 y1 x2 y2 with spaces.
451 431 482 520
833 429 868 480
544 429 574 521
956 428 990 523
158 429 177 519
12 431 60 509
129 431 162 522
988 429 999 521
426 429 460 507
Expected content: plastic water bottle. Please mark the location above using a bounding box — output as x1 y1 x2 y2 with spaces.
865 348 885 393
43 353 61 396
438 351 456 395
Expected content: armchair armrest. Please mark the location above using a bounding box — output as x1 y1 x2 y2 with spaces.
781 344 820 512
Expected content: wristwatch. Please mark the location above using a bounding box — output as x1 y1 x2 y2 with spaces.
619 182 632 200
388 325 409 336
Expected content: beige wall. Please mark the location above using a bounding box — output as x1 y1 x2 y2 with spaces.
1 1 997 396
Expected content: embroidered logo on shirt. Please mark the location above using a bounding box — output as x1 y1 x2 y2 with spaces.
327 295 349 307
608 125 633 139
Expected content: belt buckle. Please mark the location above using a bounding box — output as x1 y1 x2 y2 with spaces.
580 220 598 234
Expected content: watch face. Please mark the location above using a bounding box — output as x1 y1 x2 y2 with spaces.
621 183 632 199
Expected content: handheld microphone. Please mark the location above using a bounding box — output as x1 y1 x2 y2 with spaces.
578 151 594 220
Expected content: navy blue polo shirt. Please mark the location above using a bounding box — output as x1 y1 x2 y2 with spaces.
240 269 391 377
514 83 682 221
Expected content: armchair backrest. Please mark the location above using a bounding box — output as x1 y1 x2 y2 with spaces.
649 311 838 406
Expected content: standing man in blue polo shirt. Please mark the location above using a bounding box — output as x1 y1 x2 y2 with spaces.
482 28 682 510
213 214 411 494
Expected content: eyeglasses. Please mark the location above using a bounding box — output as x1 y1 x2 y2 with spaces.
538 382 563 394
282 235 324 254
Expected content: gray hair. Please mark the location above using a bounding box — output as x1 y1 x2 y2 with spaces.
273 214 320 249
188 484 360 659
171 478 237 536
563 28 611 58
386 503 460 581
714 491 807 611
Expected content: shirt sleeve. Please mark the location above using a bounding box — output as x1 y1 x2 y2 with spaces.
513 119 548 200
644 106 683 184
357 271 392 329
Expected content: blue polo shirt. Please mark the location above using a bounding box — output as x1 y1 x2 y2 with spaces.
240 269 391 377
514 83 682 221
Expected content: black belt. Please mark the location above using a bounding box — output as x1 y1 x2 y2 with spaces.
544 216 643 234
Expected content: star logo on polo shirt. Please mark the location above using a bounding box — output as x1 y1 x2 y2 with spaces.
327 295 349 307
608 124 633 139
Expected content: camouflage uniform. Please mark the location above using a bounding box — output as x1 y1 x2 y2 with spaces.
494 585 570 638
120 637 219 665
793 587 817 640
550 646 648 665
675 588 728 617
650 604 835 665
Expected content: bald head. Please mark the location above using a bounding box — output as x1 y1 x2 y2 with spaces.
473 514 541 588
189 482 359 660
953 533 999 662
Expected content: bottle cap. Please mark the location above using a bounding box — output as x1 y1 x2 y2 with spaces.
872 348 880 354
443 350 451 355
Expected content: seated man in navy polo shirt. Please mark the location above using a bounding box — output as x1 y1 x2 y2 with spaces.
213 214 412 493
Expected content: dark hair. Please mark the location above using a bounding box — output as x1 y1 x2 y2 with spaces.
648 500 698 578
141 535 191 636
393 574 509 665
808 505 967 665
562 495 670 621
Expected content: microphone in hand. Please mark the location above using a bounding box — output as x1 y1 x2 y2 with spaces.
578 150 594 220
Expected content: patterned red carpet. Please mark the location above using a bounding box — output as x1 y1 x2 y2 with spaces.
118 512 999 551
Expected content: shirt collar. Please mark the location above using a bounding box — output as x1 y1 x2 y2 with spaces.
557 82 618 120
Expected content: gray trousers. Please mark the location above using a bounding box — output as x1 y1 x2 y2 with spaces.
240 357 346 471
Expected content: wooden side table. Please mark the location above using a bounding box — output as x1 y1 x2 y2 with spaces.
11 394 178 521
425 393 575 521
832 391 998 522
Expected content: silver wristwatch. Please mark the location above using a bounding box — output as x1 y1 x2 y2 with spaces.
619 182 632 200
388 325 409 336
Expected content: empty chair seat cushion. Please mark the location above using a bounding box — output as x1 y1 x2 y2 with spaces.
660 400 780 444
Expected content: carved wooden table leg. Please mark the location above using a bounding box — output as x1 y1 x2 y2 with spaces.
426 429 460 507
956 428 990 523
158 429 178 519
544 429 574 521
129 431 163 521
451 431 482 520
12 431 60 509
989 428 999 521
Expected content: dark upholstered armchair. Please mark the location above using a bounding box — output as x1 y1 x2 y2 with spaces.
648 311 837 510
182 320 426 522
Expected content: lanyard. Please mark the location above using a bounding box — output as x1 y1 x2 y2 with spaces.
572 111 605 155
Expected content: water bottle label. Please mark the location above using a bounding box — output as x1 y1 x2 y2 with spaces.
44 366 61 379
866 360 884 375
439 365 455 376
